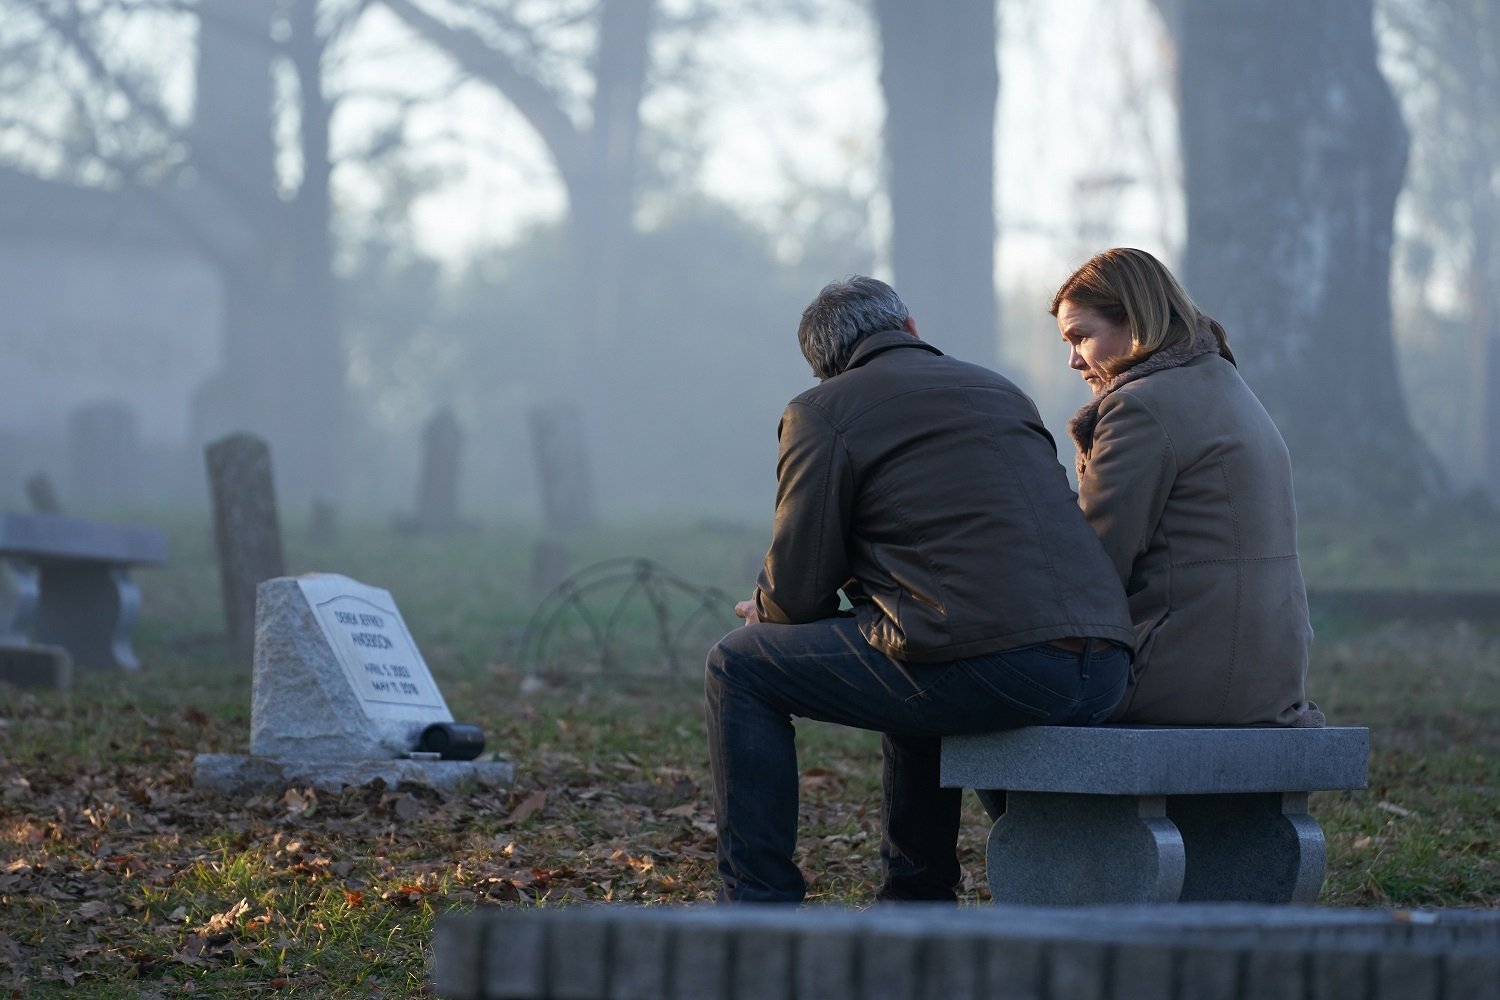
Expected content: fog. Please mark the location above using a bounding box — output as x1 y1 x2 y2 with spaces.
1 0 1495 527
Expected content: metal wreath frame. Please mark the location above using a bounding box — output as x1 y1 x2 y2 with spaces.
518 557 733 682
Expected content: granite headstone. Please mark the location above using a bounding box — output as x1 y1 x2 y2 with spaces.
414 408 462 534
529 402 594 533
251 573 453 760
194 572 512 794
24 472 61 514
67 400 141 508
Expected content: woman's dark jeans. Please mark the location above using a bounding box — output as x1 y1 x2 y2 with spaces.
704 616 1129 903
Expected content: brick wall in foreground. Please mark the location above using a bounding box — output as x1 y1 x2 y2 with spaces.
434 903 1500 1000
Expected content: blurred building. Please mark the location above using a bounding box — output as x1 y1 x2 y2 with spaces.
0 168 222 511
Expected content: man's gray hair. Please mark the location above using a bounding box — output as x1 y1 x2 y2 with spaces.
797 276 911 380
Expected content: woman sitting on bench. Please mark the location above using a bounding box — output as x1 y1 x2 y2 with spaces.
1050 248 1322 728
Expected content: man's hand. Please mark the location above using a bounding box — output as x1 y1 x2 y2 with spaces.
734 598 761 625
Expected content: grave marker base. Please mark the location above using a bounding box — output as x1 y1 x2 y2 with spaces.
191 752 514 796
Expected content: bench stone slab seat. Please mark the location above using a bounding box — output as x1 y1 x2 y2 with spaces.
0 511 166 672
940 725 1369 906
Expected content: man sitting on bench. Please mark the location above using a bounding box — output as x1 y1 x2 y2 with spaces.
704 276 1134 905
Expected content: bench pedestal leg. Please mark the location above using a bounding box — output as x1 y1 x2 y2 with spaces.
33 564 143 672
1 560 40 644
1167 792 1325 903
986 793 1185 904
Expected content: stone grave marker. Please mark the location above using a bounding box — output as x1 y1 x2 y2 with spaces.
193 573 512 795
530 537 571 596
67 400 142 508
24 472 61 513
414 408 462 534
529 402 595 533
252 573 452 759
205 433 285 662
308 498 337 545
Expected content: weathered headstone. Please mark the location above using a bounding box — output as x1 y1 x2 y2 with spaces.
205 433 285 662
413 408 462 534
529 402 594 533
67 400 142 508
24 472 61 513
308 498 337 546
192 572 512 794
530 538 571 596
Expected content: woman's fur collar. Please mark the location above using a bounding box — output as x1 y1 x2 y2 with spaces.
1068 321 1224 476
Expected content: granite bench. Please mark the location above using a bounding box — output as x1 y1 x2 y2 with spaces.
940 725 1369 905
0 511 166 672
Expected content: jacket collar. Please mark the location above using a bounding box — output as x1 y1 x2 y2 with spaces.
842 329 943 373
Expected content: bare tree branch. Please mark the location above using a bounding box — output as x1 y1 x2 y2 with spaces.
27 0 279 225
380 0 584 180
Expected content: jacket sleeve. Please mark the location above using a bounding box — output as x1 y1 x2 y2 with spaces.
754 401 853 623
1078 391 1176 589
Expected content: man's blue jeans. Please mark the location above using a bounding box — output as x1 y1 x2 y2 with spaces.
704 616 1130 903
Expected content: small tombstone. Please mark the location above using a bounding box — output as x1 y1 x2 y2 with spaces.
24 473 61 514
205 433 286 663
67 400 142 508
413 409 463 534
251 574 452 759
529 402 595 533
191 573 513 794
530 538 571 596
309 498 338 546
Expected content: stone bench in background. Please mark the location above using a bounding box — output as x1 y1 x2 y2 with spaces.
435 903 1499 1000
0 510 166 675
940 725 1370 905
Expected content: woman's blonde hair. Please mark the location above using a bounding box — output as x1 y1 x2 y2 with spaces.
1049 248 1234 375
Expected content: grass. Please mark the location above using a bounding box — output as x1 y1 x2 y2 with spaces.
2 510 1499 996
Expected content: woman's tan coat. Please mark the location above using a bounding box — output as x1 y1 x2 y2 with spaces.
1070 333 1319 726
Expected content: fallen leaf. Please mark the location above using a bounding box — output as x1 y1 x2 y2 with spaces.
282 788 317 818
195 897 251 936
498 790 547 828
77 899 112 920
392 794 424 823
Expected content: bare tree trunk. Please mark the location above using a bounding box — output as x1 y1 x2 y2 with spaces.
1153 0 1440 513
382 0 658 523
187 0 283 470
874 0 999 367
282 0 346 502
190 0 346 503
569 0 654 355
1475 211 1500 503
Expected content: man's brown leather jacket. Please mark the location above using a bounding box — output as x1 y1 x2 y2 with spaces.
753 329 1134 663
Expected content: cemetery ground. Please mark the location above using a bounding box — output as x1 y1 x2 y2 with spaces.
3 512 1500 997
